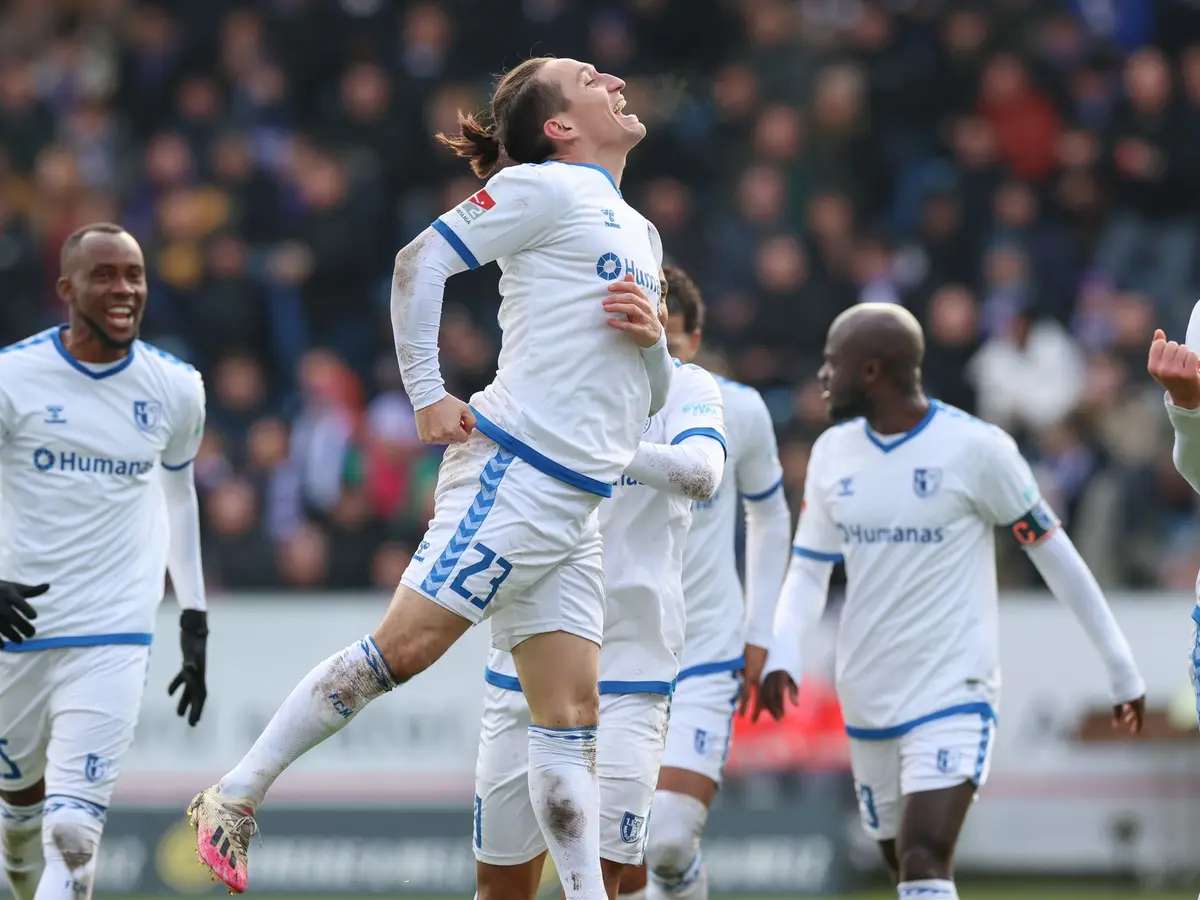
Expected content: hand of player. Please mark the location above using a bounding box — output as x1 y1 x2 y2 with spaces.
1112 695 1145 735
738 644 769 717
604 273 663 349
414 394 476 444
0 580 46 648
169 610 208 727
753 670 799 723
1148 329 1200 409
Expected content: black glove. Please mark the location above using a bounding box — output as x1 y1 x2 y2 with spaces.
168 610 208 726
0 581 47 648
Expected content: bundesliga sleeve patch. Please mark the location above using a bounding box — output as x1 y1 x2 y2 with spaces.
453 189 495 225
1007 499 1060 547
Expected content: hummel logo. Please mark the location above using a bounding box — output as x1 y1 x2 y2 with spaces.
44 405 66 425
601 209 620 229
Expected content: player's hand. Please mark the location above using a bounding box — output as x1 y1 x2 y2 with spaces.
1148 329 1200 409
753 670 799 723
738 644 769 717
0 580 46 648
169 610 208 727
1112 695 1145 735
605 273 663 349
414 395 476 445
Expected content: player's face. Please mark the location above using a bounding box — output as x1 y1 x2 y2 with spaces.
664 313 699 363
818 336 870 423
543 59 646 152
59 232 147 349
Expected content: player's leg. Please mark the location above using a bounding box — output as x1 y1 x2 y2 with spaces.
891 712 997 899
639 673 739 900
35 645 150 900
594 693 670 900
0 651 53 900
847 736 904 884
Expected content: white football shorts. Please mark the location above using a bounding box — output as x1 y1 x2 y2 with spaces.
401 431 605 652
0 643 151 809
848 708 997 841
473 684 671 866
660 670 742 785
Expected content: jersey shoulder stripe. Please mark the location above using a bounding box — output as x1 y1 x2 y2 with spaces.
134 340 195 372
0 328 57 358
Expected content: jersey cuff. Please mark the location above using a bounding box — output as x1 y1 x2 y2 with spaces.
670 427 728 459
430 219 480 269
793 545 843 563
741 476 783 502
161 457 194 471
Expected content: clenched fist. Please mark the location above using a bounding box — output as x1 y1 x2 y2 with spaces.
415 394 476 444
1148 328 1200 410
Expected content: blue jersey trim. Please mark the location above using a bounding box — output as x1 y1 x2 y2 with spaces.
0 330 56 356
844 701 997 741
485 667 522 692
741 477 783 502
1192 605 1200 627
471 409 613 497
43 794 107 824
50 328 135 380
538 160 621 197
1 633 154 653
670 427 728 459
599 679 674 696
863 403 937 454
431 219 481 270
678 656 744 681
793 546 843 563
161 457 194 471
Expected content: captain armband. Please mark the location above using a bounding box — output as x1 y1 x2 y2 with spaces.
1006 499 1060 548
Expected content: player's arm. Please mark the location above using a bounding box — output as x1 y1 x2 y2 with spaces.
393 166 560 444
1149 301 1200 492
756 441 840 722
736 391 791 711
979 429 1146 733
624 368 726 500
161 371 209 726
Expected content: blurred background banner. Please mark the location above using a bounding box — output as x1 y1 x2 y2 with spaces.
114 594 1199 893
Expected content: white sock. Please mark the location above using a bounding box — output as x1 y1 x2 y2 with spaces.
1 801 43 900
646 851 706 900
527 725 605 900
218 637 395 807
898 879 958 899
33 803 104 900
619 889 647 900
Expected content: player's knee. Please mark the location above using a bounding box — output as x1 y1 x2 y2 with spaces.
897 841 952 882
644 791 707 878
41 806 104 875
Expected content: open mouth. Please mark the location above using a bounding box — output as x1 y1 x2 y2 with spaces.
613 95 637 121
106 305 137 329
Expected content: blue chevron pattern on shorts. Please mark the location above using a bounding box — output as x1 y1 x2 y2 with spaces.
421 449 515 597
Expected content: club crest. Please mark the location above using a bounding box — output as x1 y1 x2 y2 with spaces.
85 753 109 783
133 400 162 433
912 467 942 498
620 811 645 844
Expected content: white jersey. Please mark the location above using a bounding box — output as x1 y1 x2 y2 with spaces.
0 328 206 648
487 363 726 692
679 376 783 676
433 162 663 496
795 401 1057 733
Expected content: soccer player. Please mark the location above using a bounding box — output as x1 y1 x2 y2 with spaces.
189 57 673 900
473 280 726 900
0 223 208 900
756 304 1145 900
618 266 790 900
1146 304 1200 731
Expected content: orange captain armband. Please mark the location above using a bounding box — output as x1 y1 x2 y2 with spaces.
1007 499 1060 548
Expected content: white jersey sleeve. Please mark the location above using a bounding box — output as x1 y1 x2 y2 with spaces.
971 426 1061 546
431 165 561 270
664 364 726 449
162 370 206 470
737 389 784 499
792 433 843 562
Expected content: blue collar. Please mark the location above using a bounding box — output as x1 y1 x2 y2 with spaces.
51 325 136 380
863 402 937 453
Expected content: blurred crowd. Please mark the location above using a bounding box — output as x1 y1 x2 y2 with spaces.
5 0 1200 592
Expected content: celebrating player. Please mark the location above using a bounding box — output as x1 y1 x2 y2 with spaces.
0 224 208 900
474 276 726 900
1147 304 1200 730
619 265 790 900
757 304 1144 900
189 57 672 899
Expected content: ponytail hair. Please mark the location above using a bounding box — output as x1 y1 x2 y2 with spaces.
435 110 504 179
434 58 566 180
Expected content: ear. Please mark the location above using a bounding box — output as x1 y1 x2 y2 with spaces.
543 115 574 143
861 359 881 384
55 274 73 305
690 331 702 354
